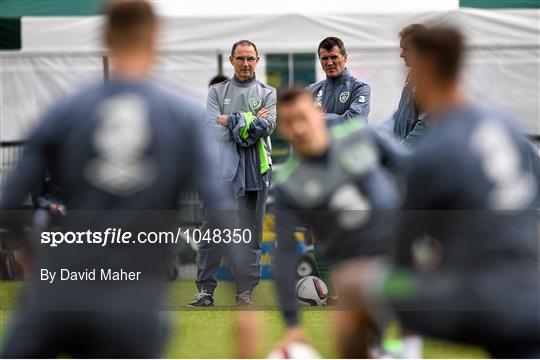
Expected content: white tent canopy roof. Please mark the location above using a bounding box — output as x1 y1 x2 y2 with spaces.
152 0 459 16
16 8 539 54
1 7 538 141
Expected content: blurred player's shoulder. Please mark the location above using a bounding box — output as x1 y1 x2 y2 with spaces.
150 81 204 109
29 80 111 136
407 103 532 177
330 120 381 172
328 117 367 139
273 154 301 187
329 117 379 156
431 104 525 147
474 103 533 144
135 80 206 129
44 80 106 114
274 119 380 206
412 105 481 149
50 79 207 141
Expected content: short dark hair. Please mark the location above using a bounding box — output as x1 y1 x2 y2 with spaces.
208 74 228 87
399 23 428 40
277 87 312 107
103 0 157 50
411 27 464 81
230 40 258 57
318 37 346 56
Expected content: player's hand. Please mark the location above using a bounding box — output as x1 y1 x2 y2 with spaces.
256 107 269 118
333 259 368 305
217 114 229 126
49 202 59 214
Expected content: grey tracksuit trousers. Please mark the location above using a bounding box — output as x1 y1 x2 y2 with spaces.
195 172 270 295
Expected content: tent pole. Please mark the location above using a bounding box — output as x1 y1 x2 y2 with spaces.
217 53 223 75
102 55 109 82
288 53 294 87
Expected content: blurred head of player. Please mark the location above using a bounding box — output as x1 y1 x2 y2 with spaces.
399 23 428 67
103 0 157 78
410 27 465 115
277 88 329 157
229 40 259 81
318 37 348 78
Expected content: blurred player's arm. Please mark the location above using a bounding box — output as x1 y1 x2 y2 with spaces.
188 108 234 214
273 193 308 346
1 110 62 211
325 84 371 126
207 86 232 141
0 108 60 241
30 175 61 213
30 180 51 210
394 151 452 267
369 127 411 175
274 193 303 321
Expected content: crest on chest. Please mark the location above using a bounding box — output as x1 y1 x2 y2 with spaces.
339 91 350 103
249 96 262 111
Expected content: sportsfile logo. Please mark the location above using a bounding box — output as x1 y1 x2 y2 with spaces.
40 228 252 247
339 91 349 103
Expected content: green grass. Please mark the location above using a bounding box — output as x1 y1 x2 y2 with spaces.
0 280 487 358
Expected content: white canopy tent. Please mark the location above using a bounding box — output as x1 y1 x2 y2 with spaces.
1 6 539 141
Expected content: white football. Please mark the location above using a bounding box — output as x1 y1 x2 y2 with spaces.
267 342 322 359
295 276 328 306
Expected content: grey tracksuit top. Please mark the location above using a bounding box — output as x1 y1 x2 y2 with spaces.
307 68 371 126
206 75 276 196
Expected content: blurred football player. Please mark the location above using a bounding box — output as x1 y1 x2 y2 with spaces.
1 0 230 357
263 88 400 358
353 27 540 358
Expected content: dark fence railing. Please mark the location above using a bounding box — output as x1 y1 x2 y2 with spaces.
0 141 25 205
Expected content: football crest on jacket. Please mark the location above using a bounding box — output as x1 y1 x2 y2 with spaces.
249 96 262 111
339 91 350 103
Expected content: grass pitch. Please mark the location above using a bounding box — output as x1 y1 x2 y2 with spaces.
1 280 487 358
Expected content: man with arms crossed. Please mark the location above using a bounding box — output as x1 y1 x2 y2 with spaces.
189 40 276 307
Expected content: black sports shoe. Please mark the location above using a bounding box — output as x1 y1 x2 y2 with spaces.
187 290 214 307
236 290 253 306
